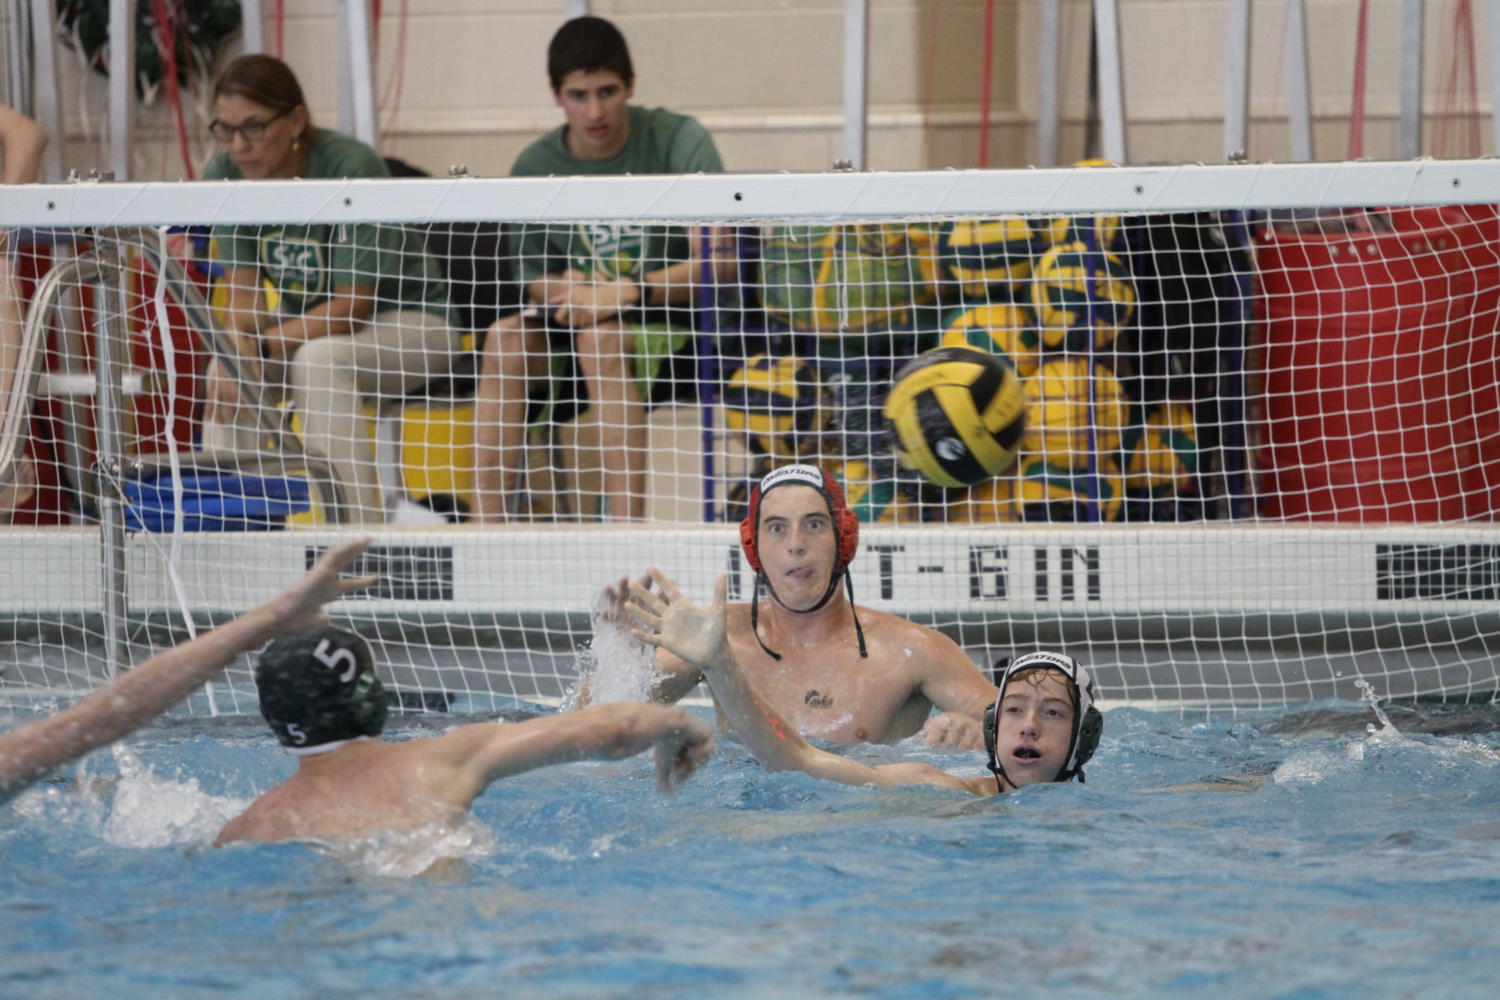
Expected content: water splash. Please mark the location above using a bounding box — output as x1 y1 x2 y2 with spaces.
560 597 664 709
1354 679 1396 736
331 815 497 879
102 745 246 848
1273 682 1400 784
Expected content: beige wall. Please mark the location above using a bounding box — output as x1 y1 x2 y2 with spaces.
6 0 1495 183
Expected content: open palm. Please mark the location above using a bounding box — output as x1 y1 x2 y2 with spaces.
628 570 727 669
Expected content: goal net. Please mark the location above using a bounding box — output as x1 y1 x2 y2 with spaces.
1 161 1497 715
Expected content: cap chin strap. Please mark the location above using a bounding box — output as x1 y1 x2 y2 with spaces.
983 701 1012 794
750 568 868 662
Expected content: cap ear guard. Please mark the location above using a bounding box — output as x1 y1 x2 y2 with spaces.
739 497 763 573
348 669 390 739
1065 703 1104 781
821 470 861 571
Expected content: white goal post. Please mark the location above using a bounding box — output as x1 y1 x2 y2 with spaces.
1 159 1496 715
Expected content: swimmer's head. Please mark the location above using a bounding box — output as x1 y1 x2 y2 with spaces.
739 464 867 659
983 651 1103 789
739 463 859 581
255 626 388 754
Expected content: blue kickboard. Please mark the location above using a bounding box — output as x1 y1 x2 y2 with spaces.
123 473 312 532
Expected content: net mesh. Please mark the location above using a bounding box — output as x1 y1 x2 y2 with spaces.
1 164 1497 714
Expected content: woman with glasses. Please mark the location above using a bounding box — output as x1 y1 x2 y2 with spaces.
200 54 457 523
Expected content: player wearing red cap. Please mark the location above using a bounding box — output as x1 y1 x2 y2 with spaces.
597 464 998 749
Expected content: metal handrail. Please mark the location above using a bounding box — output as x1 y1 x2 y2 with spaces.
0 229 350 522
0 251 98 492
119 227 348 521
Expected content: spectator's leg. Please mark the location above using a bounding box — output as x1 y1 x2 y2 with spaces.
472 313 548 523
200 356 281 456
291 310 457 523
575 320 646 521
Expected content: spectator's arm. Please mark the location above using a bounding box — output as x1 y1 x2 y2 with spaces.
260 282 378 358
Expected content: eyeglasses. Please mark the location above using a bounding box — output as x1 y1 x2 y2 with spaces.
208 109 290 144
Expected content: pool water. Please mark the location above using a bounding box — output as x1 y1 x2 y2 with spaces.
3 696 1500 999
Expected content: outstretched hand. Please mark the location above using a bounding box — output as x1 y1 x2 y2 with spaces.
264 537 380 633
597 572 652 649
653 712 715 793
919 711 986 752
627 569 727 670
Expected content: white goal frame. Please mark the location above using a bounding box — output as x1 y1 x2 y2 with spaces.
2 159 1498 715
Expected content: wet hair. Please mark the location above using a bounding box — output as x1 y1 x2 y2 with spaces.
213 54 314 139
255 626 388 753
548 16 634 91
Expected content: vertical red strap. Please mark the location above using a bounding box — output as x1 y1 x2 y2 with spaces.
1431 0 1477 157
1348 0 1369 158
1456 0 1479 156
152 0 195 178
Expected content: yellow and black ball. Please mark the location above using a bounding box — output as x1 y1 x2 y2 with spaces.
722 354 824 457
938 216 1039 298
1030 241 1136 352
882 346 1027 489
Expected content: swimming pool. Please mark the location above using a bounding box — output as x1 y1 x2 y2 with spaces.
3 694 1499 999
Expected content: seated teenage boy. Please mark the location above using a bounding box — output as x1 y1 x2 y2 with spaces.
471 15 730 522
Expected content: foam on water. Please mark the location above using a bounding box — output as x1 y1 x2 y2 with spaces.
102 745 247 848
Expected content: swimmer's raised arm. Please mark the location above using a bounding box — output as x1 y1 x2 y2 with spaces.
0 537 378 803
629 570 977 795
427 701 715 801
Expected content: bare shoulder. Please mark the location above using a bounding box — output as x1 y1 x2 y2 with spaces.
856 607 970 661
214 810 256 845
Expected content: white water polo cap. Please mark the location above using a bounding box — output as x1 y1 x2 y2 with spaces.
983 650 1103 784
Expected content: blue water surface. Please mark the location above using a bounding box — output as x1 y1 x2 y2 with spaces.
3 700 1500 1000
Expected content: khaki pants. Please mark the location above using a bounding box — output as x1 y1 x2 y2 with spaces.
203 309 458 523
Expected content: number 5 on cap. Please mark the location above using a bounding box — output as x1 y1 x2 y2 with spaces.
313 638 358 682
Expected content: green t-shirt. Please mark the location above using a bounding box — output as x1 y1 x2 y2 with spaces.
204 129 453 324
509 106 724 289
